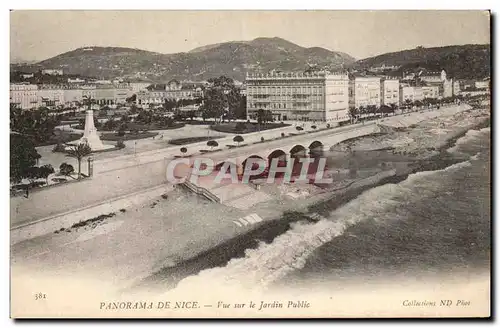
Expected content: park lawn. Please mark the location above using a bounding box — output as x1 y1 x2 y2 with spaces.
100 132 158 141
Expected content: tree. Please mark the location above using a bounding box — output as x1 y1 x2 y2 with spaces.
59 162 75 178
117 123 127 136
207 140 219 150
366 105 377 115
116 139 126 149
200 76 242 122
39 164 55 185
10 134 41 184
129 104 139 114
180 147 187 156
235 96 247 120
121 114 130 123
103 119 117 131
348 107 358 123
66 143 92 179
379 105 393 116
10 105 59 144
390 103 397 114
257 109 273 127
405 99 413 110
25 166 43 189
233 135 244 146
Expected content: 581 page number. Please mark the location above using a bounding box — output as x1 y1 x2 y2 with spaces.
34 293 46 301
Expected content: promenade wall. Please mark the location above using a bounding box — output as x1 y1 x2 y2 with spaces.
11 104 471 232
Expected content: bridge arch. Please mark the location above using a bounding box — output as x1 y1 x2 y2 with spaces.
309 140 323 150
267 149 287 162
242 155 266 170
309 140 324 157
289 144 307 158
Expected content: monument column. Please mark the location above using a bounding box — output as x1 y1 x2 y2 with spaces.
78 96 111 151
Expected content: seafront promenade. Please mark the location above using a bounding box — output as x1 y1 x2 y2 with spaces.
11 104 471 244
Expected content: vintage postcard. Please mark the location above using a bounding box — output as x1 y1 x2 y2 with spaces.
9 10 491 318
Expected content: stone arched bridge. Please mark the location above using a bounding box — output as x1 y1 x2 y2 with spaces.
194 123 380 171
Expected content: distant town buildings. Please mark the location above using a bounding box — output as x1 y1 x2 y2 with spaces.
129 82 151 93
11 82 135 109
10 65 489 116
246 71 350 122
370 64 401 72
136 80 204 107
68 78 85 83
21 73 34 79
41 69 64 76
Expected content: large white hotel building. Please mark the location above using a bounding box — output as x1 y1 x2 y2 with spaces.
245 71 350 123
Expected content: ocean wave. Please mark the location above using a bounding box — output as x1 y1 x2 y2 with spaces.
470 152 481 161
171 159 475 293
447 126 491 154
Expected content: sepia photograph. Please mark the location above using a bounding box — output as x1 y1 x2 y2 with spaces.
8 9 491 318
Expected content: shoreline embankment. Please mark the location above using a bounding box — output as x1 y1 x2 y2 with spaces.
133 107 490 293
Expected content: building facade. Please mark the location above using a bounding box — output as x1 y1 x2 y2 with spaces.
421 86 440 99
348 76 381 109
420 70 447 84
380 78 400 106
453 80 461 96
443 79 453 98
137 80 204 107
10 83 39 110
246 71 350 122
475 80 490 90
399 85 439 105
38 88 65 107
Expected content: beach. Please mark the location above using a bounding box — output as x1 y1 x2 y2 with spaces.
11 103 490 296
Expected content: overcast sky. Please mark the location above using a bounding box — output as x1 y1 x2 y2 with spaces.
10 10 490 62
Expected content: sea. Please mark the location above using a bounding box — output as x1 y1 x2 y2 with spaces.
143 122 491 294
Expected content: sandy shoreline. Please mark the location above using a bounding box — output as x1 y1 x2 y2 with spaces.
11 104 490 294
132 104 490 293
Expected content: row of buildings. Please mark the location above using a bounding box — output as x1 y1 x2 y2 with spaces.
9 79 204 110
136 80 204 106
10 83 136 109
245 70 478 122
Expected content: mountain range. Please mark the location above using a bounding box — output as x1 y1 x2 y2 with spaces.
10 38 490 82
354 44 490 80
12 37 354 82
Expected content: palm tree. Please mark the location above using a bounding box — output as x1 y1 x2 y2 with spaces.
66 143 92 179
